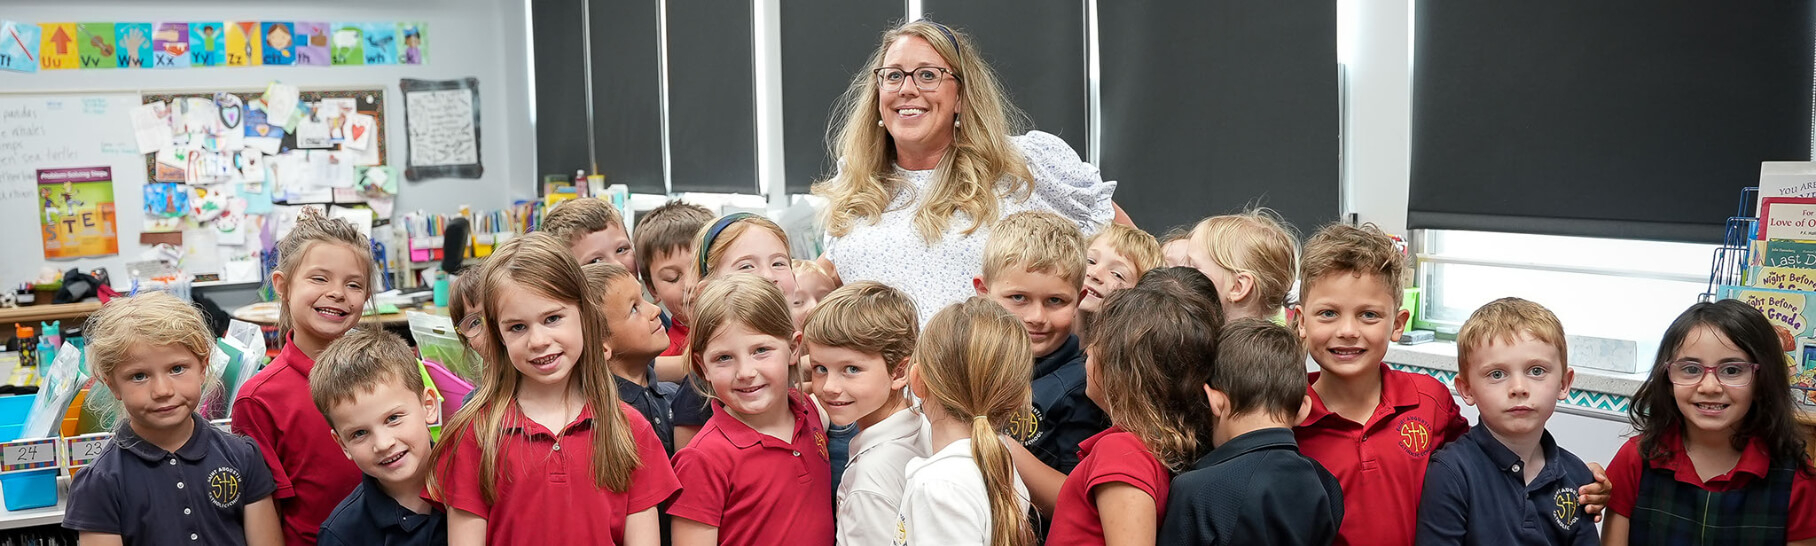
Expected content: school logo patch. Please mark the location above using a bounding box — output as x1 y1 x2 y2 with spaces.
1552 487 1580 530
1004 406 1044 445
815 429 830 461
1395 416 1435 457
207 466 243 508
892 512 909 546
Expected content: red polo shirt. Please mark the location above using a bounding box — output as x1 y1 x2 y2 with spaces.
669 390 833 546
1047 426 1172 543
1608 431 1816 540
661 320 688 357
437 402 680 544
1295 364 1468 546
232 338 362 546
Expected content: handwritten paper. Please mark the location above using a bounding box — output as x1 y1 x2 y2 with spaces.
130 101 174 153
262 82 300 124
402 78 483 180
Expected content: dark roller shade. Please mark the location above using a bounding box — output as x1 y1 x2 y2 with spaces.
922 0 1089 156
666 0 759 194
1410 1 1814 243
1099 1 1339 233
780 0 905 194
589 0 666 194
531 0 592 181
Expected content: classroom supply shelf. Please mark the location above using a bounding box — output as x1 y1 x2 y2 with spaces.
0 304 101 329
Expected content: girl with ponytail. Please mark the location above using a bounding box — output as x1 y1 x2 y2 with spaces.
894 297 1034 546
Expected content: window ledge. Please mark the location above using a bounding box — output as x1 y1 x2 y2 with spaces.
1385 340 1649 416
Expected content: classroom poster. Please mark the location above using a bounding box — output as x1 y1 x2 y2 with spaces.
0 21 41 73
37 167 119 259
359 23 395 65
75 23 116 69
151 22 188 68
398 22 426 65
189 22 224 66
114 23 151 68
260 22 293 65
225 21 259 66
294 22 329 66
37 23 77 70
330 23 362 65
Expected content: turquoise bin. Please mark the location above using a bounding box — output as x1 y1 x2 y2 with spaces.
0 394 58 511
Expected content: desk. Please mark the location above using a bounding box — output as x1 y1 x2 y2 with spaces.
230 301 420 327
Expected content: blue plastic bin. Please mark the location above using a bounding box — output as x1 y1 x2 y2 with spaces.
0 394 57 511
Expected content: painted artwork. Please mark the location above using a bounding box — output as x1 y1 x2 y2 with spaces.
294 22 329 66
330 23 362 65
261 22 293 65
359 22 395 65
0 20 42 73
142 182 188 218
188 22 224 66
37 23 77 70
244 107 287 140
75 23 115 69
398 22 426 65
113 22 151 68
38 167 119 259
224 21 259 66
151 22 189 68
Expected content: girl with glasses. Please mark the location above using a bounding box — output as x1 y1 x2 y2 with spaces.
1601 299 1816 545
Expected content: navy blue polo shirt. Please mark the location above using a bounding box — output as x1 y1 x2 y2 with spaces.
65 413 276 544
671 374 713 429
615 360 681 455
1415 424 1600 546
1158 427 1345 546
1010 334 1108 473
317 475 447 546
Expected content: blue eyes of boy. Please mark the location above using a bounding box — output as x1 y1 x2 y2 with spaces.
1484 366 1548 381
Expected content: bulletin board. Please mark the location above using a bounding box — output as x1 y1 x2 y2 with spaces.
0 92 149 288
140 87 387 193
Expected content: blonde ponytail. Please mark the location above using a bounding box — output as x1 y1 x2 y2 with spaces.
918 298 1035 546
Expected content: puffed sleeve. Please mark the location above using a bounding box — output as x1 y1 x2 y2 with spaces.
1013 130 1116 233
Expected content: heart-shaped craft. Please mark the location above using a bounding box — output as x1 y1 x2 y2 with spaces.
350 123 366 141
216 93 244 129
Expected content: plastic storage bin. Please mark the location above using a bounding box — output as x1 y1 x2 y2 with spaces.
0 394 58 511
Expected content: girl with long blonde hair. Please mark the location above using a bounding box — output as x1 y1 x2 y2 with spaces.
430 233 678 546
897 297 1035 546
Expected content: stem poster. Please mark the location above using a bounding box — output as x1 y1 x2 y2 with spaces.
38 166 118 259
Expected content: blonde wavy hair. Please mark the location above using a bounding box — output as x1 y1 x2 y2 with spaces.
982 210 1085 288
84 291 221 425
812 19 1035 243
428 233 641 504
916 297 1035 546
1190 209 1299 311
1088 223 1164 278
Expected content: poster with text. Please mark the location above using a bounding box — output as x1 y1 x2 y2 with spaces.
38 167 119 259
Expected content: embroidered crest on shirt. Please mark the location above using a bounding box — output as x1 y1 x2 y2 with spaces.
1395 416 1435 457
892 512 909 546
207 466 244 508
1552 487 1580 530
1005 406 1044 445
815 428 830 461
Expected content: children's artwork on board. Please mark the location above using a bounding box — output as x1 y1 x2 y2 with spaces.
38 23 77 70
330 24 363 66
398 22 426 65
38 167 119 259
188 22 223 66
75 23 116 69
344 113 376 151
113 23 151 69
244 105 288 141
294 22 329 66
225 21 259 66
143 182 188 218
260 22 293 65
215 92 245 132
0 21 41 73
131 101 174 153
151 22 189 68
359 23 396 65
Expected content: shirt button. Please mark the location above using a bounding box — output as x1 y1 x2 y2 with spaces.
168 459 176 466
190 533 198 540
553 444 562 452
1511 463 1523 473
176 482 185 489
184 508 192 515
793 451 801 457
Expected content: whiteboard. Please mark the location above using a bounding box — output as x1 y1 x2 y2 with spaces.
0 92 151 289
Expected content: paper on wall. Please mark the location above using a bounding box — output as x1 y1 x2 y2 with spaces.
296 114 332 149
343 113 375 151
262 82 300 124
329 205 374 238
131 101 175 154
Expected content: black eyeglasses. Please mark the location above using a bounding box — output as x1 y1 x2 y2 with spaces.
1665 361 1759 387
874 66 958 92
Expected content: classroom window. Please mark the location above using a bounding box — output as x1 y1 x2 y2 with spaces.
1414 230 1716 349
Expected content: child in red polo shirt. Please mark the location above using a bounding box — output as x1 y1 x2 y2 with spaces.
232 208 373 545
669 274 833 546
1291 223 1469 546
1602 299 1816 545
1049 269 1223 544
429 233 680 545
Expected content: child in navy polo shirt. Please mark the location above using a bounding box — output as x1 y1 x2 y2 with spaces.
311 329 447 546
1416 298 1599 545
66 292 282 545
1160 319 1344 546
582 262 681 456
975 211 1110 516
1292 223 1470 546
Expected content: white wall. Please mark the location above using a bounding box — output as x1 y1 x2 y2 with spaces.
1339 0 1412 235
0 0 535 217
